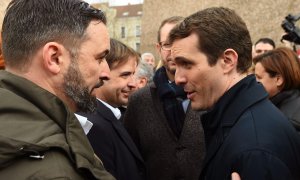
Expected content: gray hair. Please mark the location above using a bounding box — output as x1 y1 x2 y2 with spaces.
135 61 154 84
141 52 155 62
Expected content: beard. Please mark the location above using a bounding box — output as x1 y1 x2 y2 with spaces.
164 58 176 75
63 61 98 113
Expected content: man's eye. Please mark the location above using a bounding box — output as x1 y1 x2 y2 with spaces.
181 61 191 68
97 57 105 64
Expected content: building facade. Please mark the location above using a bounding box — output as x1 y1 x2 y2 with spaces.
93 3 143 53
141 0 300 61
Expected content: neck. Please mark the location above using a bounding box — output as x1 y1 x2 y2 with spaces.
224 73 248 93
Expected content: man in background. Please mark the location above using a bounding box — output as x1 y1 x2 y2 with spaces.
253 37 275 57
141 52 155 70
78 39 145 180
124 16 206 180
133 61 154 89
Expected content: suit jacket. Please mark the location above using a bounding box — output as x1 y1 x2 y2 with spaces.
199 75 300 180
124 83 206 180
79 100 145 180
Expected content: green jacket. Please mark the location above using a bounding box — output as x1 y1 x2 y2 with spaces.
0 70 115 180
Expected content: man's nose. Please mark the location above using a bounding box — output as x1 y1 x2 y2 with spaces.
128 74 137 89
175 69 187 86
100 59 110 81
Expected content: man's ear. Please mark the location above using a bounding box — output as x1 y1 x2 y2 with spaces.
42 42 66 74
155 42 161 54
220 48 238 74
139 77 148 87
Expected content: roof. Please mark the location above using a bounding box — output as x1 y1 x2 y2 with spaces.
114 4 143 18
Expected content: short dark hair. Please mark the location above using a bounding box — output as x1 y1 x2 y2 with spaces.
157 16 184 43
106 38 140 69
255 38 276 48
1 0 106 70
169 7 252 73
253 47 300 91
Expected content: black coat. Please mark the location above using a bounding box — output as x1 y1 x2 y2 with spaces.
271 89 300 133
79 100 145 180
200 75 300 180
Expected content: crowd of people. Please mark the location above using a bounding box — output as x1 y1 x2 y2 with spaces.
0 0 300 180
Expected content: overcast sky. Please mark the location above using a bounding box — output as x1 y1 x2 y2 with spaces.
85 0 143 6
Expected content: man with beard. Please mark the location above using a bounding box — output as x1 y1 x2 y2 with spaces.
78 38 144 180
0 0 115 179
123 16 206 180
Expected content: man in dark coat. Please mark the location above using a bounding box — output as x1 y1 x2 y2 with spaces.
78 38 145 180
123 16 206 180
169 7 300 180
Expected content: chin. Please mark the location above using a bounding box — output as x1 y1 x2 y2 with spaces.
191 102 208 111
120 99 128 106
191 103 201 111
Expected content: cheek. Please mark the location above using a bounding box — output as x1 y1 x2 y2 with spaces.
262 79 277 95
84 62 99 76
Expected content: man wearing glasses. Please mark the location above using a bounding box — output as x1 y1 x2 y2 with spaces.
123 16 205 180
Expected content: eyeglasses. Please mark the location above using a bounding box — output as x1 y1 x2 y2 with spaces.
159 41 171 51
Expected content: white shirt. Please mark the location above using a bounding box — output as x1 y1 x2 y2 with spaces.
182 99 190 113
98 99 122 120
74 113 93 135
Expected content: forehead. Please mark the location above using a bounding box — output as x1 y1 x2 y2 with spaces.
255 62 266 74
144 55 154 59
111 56 138 70
255 42 273 50
172 33 199 57
160 23 177 41
83 21 110 50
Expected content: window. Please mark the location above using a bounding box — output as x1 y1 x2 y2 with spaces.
136 25 141 37
136 42 140 52
121 27 125 38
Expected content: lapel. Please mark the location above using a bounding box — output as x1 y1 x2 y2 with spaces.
180 103 204 140
96 101 144 163
150 84 179 141
200 76 268 178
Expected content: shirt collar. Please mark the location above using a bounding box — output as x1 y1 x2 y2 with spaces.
98 99 122 120
74 113 93 135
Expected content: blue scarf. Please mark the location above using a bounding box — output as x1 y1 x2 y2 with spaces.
153 67 187 138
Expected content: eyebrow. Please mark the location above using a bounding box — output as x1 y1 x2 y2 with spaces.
120 70 134 76
174 56 190 63
95 49 109 59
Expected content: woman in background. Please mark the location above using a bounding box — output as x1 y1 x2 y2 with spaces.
253 47 300 133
